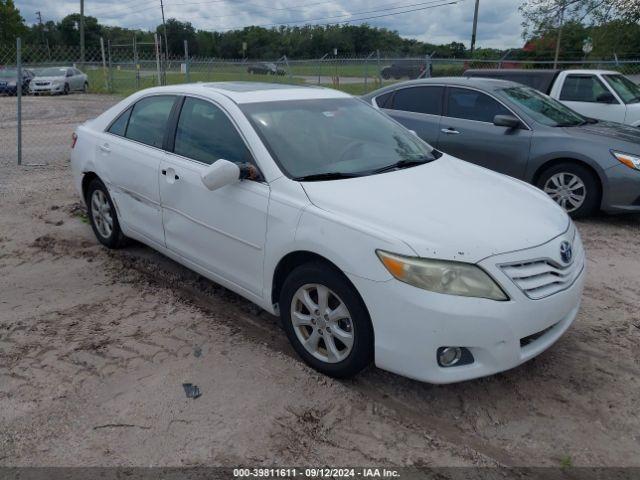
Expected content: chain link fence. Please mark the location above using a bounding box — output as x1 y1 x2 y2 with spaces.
1 37 639 167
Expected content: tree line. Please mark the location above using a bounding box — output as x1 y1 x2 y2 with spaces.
2 0 639 60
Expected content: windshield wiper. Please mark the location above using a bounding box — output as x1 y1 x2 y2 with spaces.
369 157 433 174
293 172 361 182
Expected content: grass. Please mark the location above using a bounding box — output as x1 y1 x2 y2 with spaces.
83 64 398 97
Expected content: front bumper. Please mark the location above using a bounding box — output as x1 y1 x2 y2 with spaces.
350 224 585 384
30 83 65 94
601 163 640 213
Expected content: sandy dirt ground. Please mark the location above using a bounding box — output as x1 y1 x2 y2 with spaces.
0 94 639 468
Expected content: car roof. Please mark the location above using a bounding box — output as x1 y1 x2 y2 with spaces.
363 77 523 97
129 81 350 104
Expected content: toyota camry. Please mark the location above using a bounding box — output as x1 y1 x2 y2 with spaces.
70 82 585 383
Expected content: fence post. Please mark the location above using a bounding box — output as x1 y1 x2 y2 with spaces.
184 40 190 83
317 53 328 85
100 37 108 91
376 49 381 86
283 55 293 83
16 37 22 166
154 33 162 86
134 35 140 90
107 39 114 93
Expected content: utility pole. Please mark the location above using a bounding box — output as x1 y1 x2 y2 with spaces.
553 0 565 69
470 0 480 57
36 11 51 60
80 0 85 64
160 0 169 61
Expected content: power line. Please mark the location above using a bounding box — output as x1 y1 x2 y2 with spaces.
221 0 463 31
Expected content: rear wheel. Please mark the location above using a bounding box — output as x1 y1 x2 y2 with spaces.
86 178 126 248
280 262 373 378
82 81 88 93
536 162 600 218
63 83 69 95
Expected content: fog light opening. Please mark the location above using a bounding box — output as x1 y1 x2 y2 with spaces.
438 347 462 367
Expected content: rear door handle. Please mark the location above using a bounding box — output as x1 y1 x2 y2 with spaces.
99 143 111 153
441 128 460 135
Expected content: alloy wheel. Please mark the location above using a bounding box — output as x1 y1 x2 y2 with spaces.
91 189 114 239
543 172 586 213
290 283 355 363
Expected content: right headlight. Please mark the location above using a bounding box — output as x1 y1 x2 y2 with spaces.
377 250 508 301
612 151 640 171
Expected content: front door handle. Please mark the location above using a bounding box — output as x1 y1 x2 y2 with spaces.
99 143 111 153
161 169 179 181
441 128 460 135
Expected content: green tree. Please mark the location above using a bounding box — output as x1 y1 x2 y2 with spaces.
520 0 640 39
157 18 197 57
59 14 102 48
0 0 26 45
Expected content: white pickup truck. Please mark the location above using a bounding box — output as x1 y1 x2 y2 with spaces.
464 69 640 127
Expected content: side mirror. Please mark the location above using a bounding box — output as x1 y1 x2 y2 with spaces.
200 159 240 191
493 114 521 129
596 92 616 104
408 129 418 137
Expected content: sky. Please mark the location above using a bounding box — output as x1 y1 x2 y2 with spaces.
16 0 526 49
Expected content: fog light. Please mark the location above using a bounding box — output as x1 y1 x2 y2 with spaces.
438 347 462 367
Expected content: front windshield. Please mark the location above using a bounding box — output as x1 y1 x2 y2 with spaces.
500 86 586 127
241 97 437 179
37 67 67 77
0 69 17 79
604 74 640 104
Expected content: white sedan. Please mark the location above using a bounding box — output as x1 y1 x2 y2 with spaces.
71 82 585 383
30 66 88 95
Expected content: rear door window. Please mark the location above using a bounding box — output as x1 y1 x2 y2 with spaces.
374 91 393 108
108 107 132 136
391 86 443 115
445 87 510 122
125 95 176 148
559 75 611 103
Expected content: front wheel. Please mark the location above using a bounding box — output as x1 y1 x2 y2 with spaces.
82 82 88 93
537 162 600 218
63 83 69 95
280 263 373 378
86 178 126 248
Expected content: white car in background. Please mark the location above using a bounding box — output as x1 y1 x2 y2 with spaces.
30 66 88 95
70 82 585 384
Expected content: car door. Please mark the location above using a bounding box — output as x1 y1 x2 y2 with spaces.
558 74 626 123
159 96 269 297
72 68 84 89
378 85 443 145
98 94 177 247
437 87 532 179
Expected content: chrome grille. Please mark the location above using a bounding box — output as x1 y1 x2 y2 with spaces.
500 235 584 300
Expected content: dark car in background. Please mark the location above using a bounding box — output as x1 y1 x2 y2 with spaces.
363 77 640 217
380 59 427 80
0 68 34 96
247 62 286 76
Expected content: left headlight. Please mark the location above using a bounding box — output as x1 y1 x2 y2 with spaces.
612 151 640 171
377 250 508 301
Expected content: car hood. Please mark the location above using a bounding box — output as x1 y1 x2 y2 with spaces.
301 156 569 263
564 120 640 144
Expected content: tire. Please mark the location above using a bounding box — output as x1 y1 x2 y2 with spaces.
83 82 88 93
280 262 373 378
63 83 69 95
86 178 126 249
536 162 600 218
381 69 391 80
